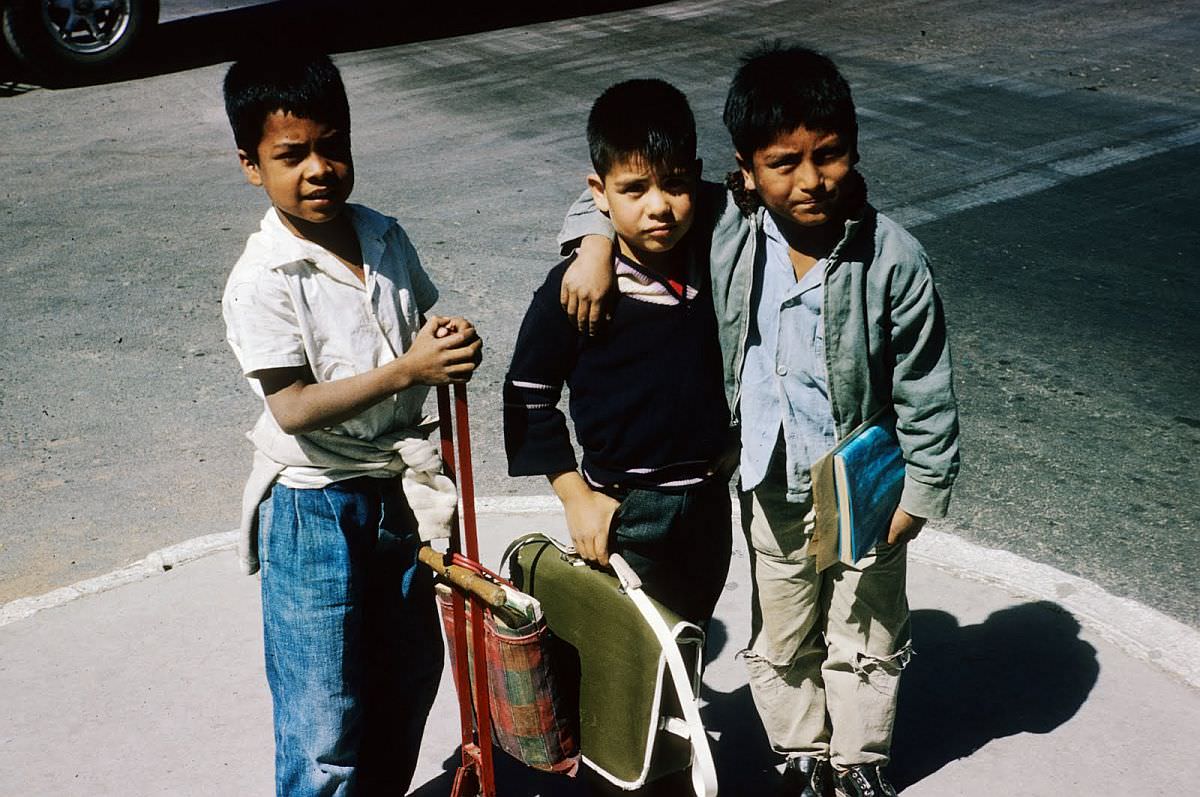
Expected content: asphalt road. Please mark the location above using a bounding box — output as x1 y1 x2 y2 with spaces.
2 0 1197 624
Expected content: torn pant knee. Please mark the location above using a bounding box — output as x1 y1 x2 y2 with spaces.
850 640 914 681
740 645 832 755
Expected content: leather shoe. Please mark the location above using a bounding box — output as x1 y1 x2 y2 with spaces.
832 765 897 797
780 755 832 796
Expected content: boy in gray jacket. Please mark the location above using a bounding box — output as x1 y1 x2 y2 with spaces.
557 44 960 797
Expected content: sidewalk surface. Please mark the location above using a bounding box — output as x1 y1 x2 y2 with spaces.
2 510 1198 796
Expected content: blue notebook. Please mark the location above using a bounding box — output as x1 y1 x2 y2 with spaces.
831 408 905 564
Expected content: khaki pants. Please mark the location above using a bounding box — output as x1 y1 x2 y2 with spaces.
738 461 912 769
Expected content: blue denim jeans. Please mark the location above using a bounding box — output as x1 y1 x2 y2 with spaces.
609 478 733 626
258 476 443 797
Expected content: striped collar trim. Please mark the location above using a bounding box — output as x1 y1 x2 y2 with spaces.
615 255 699 305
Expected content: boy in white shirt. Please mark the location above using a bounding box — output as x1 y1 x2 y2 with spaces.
221 53 481 796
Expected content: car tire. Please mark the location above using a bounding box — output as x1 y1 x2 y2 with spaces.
2 0 159 80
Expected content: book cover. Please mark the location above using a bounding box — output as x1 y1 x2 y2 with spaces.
809 446 840 571
811 407 905 568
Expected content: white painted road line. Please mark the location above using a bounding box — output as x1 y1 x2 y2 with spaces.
3 495 1198 692
888 119 1200 228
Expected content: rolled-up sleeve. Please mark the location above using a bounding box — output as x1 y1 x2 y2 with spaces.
556 189 614 256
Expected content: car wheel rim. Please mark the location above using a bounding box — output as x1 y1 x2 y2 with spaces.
40 0 131 55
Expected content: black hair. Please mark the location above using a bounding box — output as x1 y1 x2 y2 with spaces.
587 79 696 178
223 53 351 159
722 43 857 159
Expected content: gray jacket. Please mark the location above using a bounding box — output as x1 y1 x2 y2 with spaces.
558 181 960 519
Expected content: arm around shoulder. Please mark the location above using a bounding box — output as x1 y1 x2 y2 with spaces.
557 188 613 254
555 190 618 333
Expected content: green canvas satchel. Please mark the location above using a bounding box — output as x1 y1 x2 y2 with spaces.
504 533 718 795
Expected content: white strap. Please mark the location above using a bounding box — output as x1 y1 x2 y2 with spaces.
610 554 718 797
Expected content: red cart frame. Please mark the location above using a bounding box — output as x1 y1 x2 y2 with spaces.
435 383 497 797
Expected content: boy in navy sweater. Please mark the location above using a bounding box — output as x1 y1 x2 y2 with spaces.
503 79 733 625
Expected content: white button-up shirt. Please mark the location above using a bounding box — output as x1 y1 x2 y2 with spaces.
223 204 438 487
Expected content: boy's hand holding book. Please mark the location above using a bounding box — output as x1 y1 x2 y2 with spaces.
811 408 913 568
887 507 925 545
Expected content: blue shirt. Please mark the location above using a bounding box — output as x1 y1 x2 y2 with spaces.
738 212 838 501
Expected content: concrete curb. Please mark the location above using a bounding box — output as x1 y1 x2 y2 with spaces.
908 528 1200 690
0 530 238 628
3 496 1198 692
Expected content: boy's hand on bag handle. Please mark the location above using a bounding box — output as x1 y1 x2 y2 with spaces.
566 490 619 567
887 507 926 545
561 235 616 336
549 471 619 566
400 315 482 386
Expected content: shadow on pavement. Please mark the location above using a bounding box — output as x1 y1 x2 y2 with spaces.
411 616 782 795
418 599 1100 795
0 0 667 89
888 601 1099 791
700 618 780 792
703 683 778 793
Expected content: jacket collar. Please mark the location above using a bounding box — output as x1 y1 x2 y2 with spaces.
755 204 870 269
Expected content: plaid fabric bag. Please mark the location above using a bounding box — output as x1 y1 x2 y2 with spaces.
435 560 579 775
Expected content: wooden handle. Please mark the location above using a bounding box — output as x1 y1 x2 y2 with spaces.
418 546 507 608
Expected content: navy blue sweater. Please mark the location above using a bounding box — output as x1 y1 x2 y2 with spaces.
504 255 730 491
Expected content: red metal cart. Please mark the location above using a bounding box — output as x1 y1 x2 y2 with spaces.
424 383 497 797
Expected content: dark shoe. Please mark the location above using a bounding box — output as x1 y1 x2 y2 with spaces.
833 765 897 797
780 755 832 796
